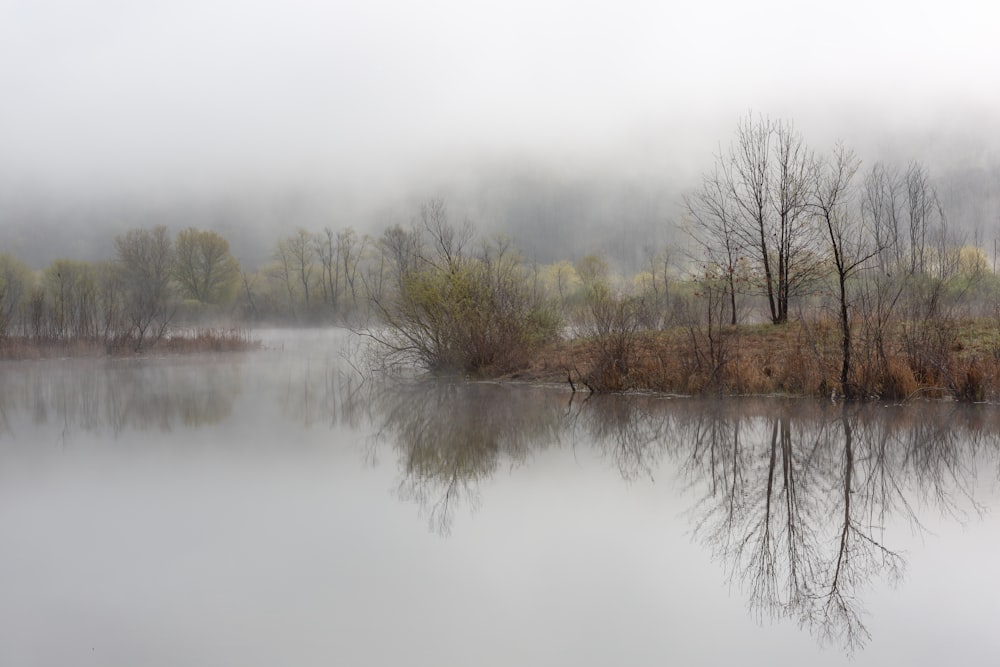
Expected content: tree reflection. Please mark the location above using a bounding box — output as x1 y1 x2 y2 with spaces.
275 359 373 429
566 393 675 481
366 381 566 535
10 352 992 654
0 358 243 437
681 400 997 653
355 382 998 653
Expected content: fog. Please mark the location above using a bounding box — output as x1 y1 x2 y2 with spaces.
3 0 999 267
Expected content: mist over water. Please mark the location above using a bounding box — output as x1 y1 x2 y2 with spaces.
4 1 1000 661
1 330 998 665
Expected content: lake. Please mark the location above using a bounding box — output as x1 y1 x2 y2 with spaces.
1 329 998 666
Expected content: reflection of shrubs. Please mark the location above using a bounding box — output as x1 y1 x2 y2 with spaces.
2 358 243 432
370 380 564 534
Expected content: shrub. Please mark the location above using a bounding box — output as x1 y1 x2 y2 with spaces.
369 212 561 375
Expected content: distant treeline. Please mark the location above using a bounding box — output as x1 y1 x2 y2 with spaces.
0 202 672 341
0 226 256 352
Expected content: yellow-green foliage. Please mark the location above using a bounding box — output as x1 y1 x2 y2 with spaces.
174 228 240 306
537 260 583 305
384 250 561 374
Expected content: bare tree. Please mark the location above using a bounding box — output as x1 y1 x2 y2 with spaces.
711 114 819 324
862 162 904 273
239 269 260 320
770 119 822 320
43 259 98 339
905 162 940 276
269 240 297 317
685 163 744 324
315 227 339 312
378 223 422 290
726 114 776 320
337 227 367 309
287 228 315 308
114 225 175 350
857 164 908 386
271 228 317 320
419 198 471 272
812 144 876 396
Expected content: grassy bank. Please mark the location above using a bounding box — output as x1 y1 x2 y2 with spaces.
511 318 1000 402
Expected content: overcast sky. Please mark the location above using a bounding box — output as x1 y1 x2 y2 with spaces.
2 0 999 207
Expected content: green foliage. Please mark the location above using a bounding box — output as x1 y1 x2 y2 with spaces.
372 215 560 374
174 228 240 305
575 254 609 291
393 259 559 373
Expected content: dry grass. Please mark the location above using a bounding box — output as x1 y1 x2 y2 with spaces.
519 317 1000 402
158 328 260 353
0 328 259 360
0 337 106 360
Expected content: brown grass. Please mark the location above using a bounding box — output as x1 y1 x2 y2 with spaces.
516 317 1000 402
157 328 260 354
0 328 259 360
0 337 105 360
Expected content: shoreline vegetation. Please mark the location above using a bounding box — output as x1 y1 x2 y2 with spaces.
504 320 1000 402
5 115 1000 402
362 117 1000 404
0 328 259 360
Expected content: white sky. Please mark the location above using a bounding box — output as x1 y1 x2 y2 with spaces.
2 0 999 199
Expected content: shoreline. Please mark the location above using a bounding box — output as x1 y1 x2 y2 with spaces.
480 319 1000 403
8 321 1000 404
0 328 259 360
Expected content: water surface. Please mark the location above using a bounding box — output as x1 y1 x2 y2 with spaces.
1 330 998 665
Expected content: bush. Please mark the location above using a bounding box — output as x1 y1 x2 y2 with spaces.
370 219 561 375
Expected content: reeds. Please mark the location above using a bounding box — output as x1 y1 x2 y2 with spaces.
0 328 259 360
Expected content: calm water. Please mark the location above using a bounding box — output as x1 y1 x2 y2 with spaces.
1 330 998 665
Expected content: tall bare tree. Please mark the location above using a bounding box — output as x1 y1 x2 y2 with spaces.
708 114 819 324
904 162 941 277
685 163 743 324
114 225 175 350
862 162 904 273
337 227 367 309
271 228 317 320
315 228 339 311
812 144 880 395
43 259 98 339
770 119 821 321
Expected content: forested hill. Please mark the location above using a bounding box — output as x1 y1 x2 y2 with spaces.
2 151 998 273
